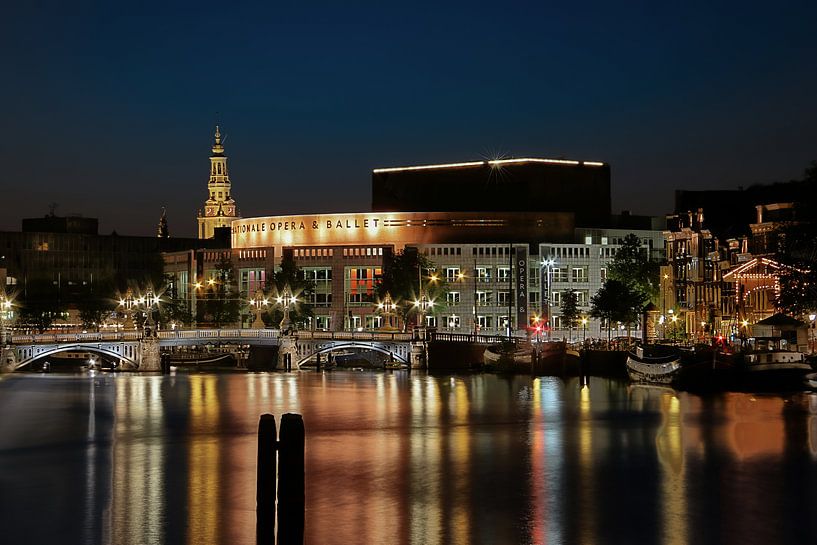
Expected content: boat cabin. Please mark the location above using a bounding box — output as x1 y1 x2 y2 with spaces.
750 313 808 353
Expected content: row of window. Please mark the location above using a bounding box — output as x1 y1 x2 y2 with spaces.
293 248 334 258
342 247 383 257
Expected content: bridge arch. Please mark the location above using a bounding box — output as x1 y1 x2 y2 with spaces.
14 343 140 371
295 341 409 368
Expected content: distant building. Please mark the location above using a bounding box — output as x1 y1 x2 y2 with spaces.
197 126 240 239
674 178 812 240
371 158 611 227
0 215 224 314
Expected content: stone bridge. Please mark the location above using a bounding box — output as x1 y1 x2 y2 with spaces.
1 328 511 372
1 328 426 371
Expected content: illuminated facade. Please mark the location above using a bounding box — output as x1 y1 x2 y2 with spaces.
165 210 664 336
197 126 239 239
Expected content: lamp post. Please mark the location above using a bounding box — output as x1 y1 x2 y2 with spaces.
414 292 434 331
376 292 397 330
119 288 136 331
250 289 268 329
0 293 12 345
581 316 588 342
809 313 816 354
662 273 669 339
277 285 297 331
143 287 160 335
541 257 556 341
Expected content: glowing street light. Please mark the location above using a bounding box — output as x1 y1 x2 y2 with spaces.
279 285 297 331
0 293 13 345
250 289 268 329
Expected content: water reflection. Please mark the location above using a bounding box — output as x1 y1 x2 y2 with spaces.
1 373 817 545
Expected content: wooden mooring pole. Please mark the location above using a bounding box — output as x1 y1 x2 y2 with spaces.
256 413 305 545
257 414 277 544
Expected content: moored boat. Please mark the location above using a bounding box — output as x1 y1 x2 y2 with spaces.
738 336 812 390
626 344 682 384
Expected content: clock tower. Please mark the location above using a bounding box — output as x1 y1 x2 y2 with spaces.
197 125 240 239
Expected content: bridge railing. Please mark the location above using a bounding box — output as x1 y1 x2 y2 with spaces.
431 332 513 344
157 329 281 341
294 330 413 342
10 331 142 344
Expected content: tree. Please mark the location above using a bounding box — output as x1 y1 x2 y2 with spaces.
608 233 660 302
160 274 193 328
560 289 580 340
775 161 817 315
201 258 241 327
376 249 445 330
18 278 65 333
590 279 646 343
264 254 315 329
77 281 116 331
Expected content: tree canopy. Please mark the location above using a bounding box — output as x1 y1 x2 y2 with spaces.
377 249 444 328
774 161 817 315
607 233 660 302
590 279 647 340
263 254 315 328
560 289 580 333
199 257 242 328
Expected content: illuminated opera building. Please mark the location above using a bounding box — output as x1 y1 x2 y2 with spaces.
166 156 664 336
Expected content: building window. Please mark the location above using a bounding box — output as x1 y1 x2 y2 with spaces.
445 267 461 282
315 316 331 330
585 235 592 245
552 291 561 305
497 267 511 283
552 267 568 283
445 315 461 328
497 291 510 305
447 291 461 305
425 315 437 328
600 268 607 282
601 236 608 245
572 267 588 283
476 267 491 283
477 315 493 329
476 290 492 307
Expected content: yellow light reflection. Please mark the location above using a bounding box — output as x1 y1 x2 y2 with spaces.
188 375 220 545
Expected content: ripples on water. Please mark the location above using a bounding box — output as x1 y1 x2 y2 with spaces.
1 373 816 545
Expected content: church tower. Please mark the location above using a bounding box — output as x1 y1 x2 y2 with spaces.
197 125 240 239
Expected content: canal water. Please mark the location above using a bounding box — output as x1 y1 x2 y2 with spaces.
1 372 816 545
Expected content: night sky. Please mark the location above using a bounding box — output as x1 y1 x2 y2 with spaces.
3 2 816 238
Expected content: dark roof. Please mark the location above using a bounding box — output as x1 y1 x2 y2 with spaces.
755 313 805 326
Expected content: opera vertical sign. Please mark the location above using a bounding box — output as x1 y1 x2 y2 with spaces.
516 246 528 330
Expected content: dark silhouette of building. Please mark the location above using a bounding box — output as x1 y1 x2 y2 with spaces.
371 158 611 227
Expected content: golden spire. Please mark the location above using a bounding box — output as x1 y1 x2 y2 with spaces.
212 125 224 155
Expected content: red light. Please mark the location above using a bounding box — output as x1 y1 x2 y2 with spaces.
535 326 542 332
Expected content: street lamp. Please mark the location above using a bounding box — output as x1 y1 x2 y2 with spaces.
581 316 588 342
0 293 12 345
277 285 297 331
119 288 137 330
250 289 268 329
143 287 159 335
809 313 816 354
540 257 557 340
414 292 434 329
376 292 397 330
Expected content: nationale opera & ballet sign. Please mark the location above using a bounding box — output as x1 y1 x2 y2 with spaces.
231 211 574 249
